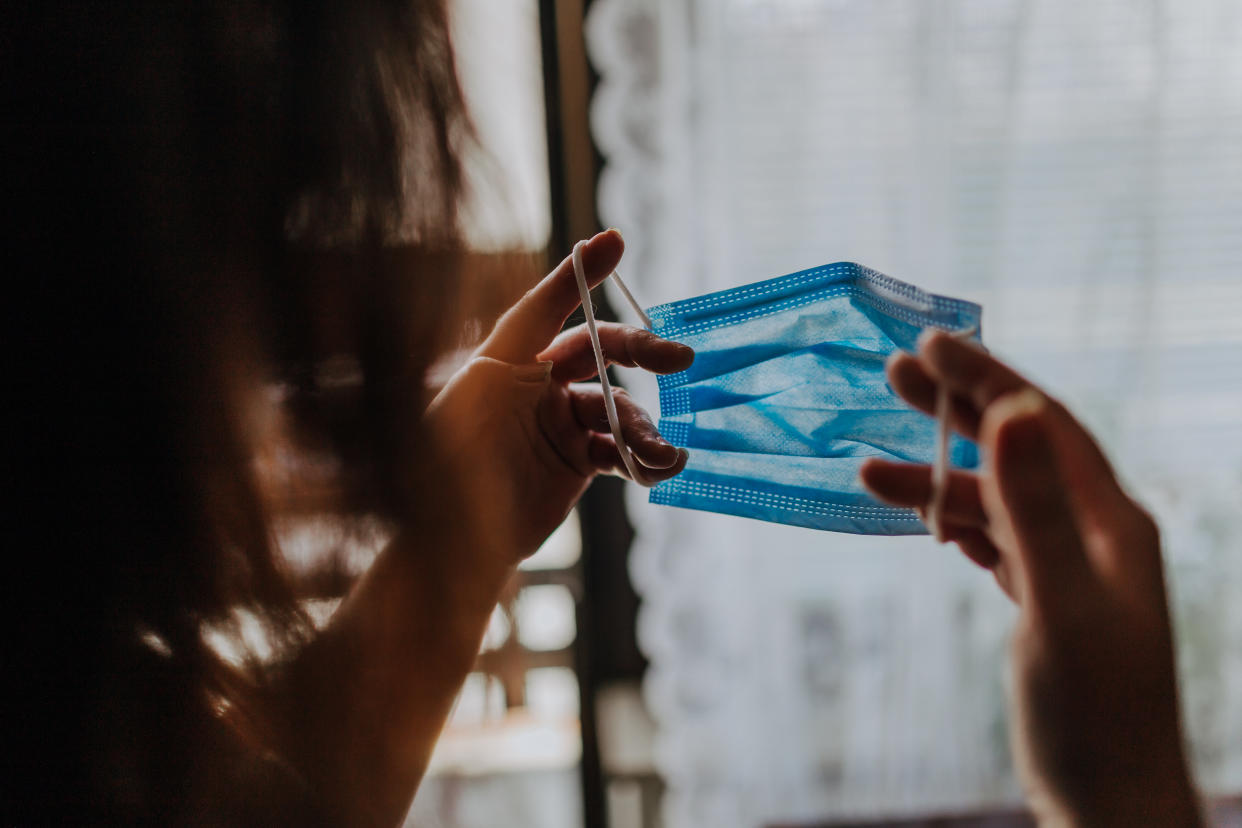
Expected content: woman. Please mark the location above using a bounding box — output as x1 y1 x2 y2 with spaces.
3 1 1200 824
4 1 687 823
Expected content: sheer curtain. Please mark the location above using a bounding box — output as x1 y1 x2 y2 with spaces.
586 1 1242 825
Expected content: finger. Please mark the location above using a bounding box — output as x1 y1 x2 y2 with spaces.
919 334 1132 533
944 525 1001 570
886 351 982 439
477 229 625 364
979 389 1094 615
859 459 987 528
991 560 1019 603
540 323 694 382
568 385 681 469
611 388 684 470
588 433 689 483
917 330 1032 415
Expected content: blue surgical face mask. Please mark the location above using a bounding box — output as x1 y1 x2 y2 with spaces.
642 262 982 535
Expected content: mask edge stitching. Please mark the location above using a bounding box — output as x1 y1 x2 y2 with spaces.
655 285 975 346
648 263 978 321
659 478 923 519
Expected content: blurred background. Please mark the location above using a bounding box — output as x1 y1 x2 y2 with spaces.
402 0 1242 826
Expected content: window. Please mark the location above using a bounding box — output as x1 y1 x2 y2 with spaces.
587 0 1242 825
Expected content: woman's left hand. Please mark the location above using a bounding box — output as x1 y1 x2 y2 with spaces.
425 230 692 560
859 333 1199 827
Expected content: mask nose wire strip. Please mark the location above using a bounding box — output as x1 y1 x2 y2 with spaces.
926 325 979 542
572 240 650 486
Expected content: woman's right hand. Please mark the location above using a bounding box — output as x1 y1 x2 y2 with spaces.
425 230 691 562
861 333 1202 827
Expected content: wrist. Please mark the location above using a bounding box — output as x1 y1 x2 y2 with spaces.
1043 774 1202 828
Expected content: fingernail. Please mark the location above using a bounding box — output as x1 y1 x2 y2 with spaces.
985 389 1050 466
592 228 623 244
916 328 946 351
513 360 553 382
641 332 694 363
678 447 690 462
995 388 1046 420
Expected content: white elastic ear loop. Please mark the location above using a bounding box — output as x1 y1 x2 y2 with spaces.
610 268 652 330
572 241 651 485
926 325 979 542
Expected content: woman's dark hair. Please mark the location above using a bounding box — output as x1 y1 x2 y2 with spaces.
3 0 472 820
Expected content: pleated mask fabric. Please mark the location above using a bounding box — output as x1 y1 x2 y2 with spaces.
645 262 982 535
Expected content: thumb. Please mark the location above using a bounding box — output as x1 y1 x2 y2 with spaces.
427 357 550 432
979 389 1095 618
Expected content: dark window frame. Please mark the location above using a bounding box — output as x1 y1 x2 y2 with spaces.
538 3 646 825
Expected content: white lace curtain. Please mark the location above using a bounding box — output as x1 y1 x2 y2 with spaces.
586 1 1242 825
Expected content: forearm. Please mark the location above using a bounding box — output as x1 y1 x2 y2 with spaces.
277 521 514 824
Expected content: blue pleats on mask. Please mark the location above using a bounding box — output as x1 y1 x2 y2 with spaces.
647 262 982 535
